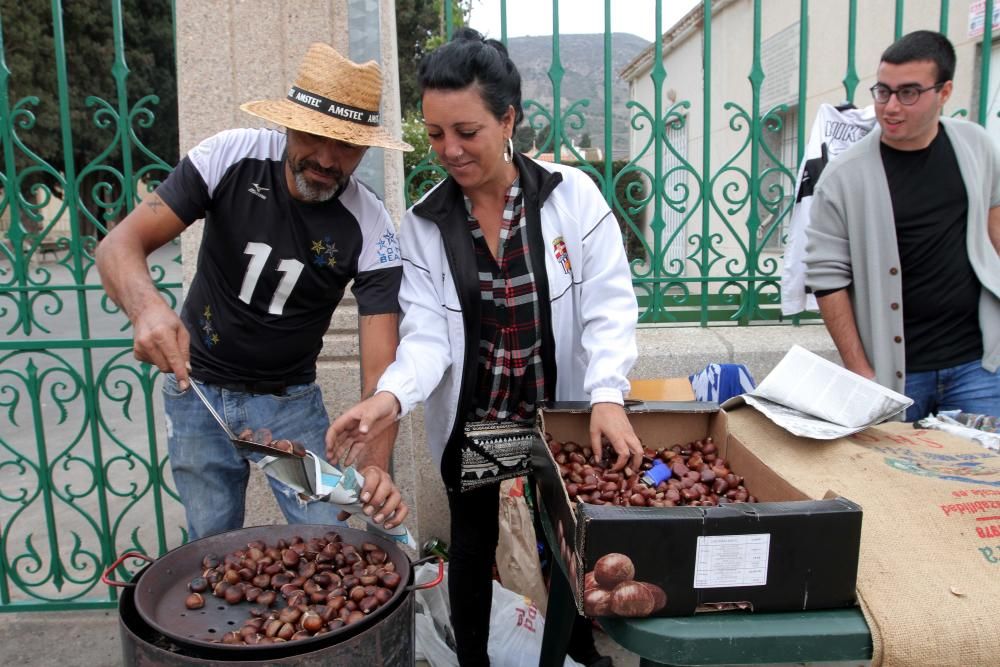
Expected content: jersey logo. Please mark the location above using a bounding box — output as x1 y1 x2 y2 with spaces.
552 236 572 274
311 238 339 268
199 305 220 348
248 182 269 200
375 229 400 264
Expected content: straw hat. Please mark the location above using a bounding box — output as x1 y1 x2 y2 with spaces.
241 43 412 152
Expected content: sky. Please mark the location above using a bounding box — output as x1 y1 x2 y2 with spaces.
466 0 701 44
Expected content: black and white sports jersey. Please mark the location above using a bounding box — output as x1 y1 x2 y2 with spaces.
156 128 401 385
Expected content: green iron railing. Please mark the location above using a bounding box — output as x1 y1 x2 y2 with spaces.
2 0 998 612
0 0 183 611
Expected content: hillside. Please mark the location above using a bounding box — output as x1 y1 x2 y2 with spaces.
506 32 650 158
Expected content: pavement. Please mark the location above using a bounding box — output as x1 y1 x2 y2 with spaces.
0 609 123 667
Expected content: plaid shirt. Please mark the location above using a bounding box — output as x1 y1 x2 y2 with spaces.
465 178 545 422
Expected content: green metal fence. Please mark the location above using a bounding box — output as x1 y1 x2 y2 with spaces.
0 0 183 611
1 0 997 611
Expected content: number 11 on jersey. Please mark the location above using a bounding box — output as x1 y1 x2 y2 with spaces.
239 242 304 315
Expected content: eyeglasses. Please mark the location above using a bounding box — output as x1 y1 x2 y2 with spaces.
869 82 944 105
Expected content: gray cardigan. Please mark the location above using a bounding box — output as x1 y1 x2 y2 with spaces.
805 116 1000 394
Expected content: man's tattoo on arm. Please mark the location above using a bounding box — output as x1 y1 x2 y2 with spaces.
146 196 165 213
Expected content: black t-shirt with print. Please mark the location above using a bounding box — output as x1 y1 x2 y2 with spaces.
880 126 982 372
156 128 401 385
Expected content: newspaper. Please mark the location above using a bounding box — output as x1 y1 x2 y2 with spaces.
721 345 912 439
256 452 417 550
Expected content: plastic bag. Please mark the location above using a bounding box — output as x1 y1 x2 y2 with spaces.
496 478 549 614
414 563 458 666
915 413 1000 451
413 562 582 667
487 579 584 667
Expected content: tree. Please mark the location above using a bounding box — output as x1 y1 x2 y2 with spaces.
0 0 177 235
513 124 535 153
535 122 552 152
395 0 472 115
578 132 592 148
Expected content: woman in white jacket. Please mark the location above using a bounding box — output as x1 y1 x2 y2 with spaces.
327 28 641 666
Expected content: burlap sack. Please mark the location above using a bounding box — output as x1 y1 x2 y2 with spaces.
728 408 1000 667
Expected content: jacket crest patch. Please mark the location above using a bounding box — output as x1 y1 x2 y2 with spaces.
552 236 572 274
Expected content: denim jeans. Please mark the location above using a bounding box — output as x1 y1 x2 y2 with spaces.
904 359 1000 422
163 374 347 540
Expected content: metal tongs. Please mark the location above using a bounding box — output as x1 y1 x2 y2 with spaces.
187 378 305 459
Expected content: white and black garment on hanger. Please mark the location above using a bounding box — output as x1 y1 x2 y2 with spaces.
781 103 877 316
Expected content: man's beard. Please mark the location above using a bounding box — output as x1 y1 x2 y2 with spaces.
290 159 346 202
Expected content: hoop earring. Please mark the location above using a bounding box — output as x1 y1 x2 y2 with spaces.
503 137 514 164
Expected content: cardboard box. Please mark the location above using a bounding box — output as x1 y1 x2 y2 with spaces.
532 402 862 618
628 377 695 401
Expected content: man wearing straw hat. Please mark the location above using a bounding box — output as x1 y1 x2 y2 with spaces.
96 44 413 540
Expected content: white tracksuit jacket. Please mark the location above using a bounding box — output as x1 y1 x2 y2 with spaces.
376 155 638 485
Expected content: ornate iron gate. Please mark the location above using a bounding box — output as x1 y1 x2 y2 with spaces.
0 0 183 610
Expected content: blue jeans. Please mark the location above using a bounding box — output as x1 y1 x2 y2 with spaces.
163 374 347 540
904 360 1000 422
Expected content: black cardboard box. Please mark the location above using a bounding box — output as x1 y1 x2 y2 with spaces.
532 402 862 618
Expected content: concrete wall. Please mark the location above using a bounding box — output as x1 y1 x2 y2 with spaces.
174 0 841 551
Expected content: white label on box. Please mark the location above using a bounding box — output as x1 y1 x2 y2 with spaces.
693 534 770 588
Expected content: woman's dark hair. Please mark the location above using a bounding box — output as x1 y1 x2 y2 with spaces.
417 27 524 127
881 30 956 83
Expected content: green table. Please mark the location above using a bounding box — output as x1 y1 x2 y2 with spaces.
536 500 873 667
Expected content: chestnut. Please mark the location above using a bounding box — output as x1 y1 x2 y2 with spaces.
221 630 243 644
359 595 380 614
592 553 635 589
278 607 302 623
640 582 667 612
224 585 244 605
282 550 300 568
184 592 205 609
583 588 612 616
300 610 324 633
264 619 283 638
610 580 656 617
276 622 295 640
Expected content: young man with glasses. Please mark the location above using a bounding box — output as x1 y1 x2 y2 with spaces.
805 30 1000 421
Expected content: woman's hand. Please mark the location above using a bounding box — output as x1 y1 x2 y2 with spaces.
589 402 643 472
326 391 401 467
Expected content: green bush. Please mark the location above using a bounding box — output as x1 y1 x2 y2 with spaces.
402 112 445 205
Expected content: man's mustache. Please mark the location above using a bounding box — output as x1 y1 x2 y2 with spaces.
296 160 342 180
